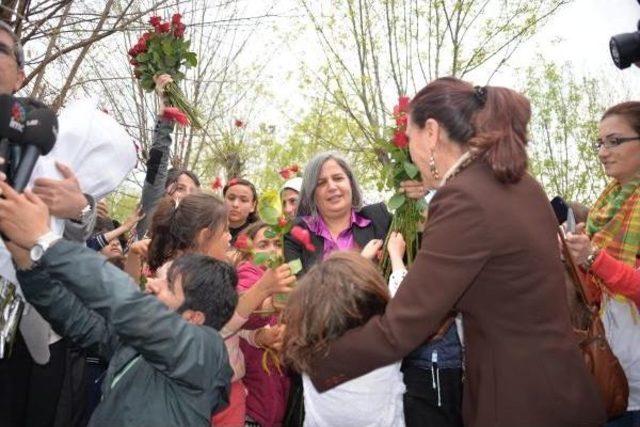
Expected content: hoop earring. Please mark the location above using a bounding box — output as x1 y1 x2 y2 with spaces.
429 150 440 180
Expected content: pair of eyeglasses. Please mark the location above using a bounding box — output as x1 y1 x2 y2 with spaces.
592 136 640 152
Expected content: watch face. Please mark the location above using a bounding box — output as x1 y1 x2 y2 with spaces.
30 245 44 262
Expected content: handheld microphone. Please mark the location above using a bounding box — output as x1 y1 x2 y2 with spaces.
0 95 26 176
12 107 57 192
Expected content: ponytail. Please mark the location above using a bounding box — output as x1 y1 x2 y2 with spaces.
410 77 530 184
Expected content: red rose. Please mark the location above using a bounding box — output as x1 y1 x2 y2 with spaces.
398 96 410 111
289 164 300 173
162 107 190 126
291 226 315 252
149 16 161 27
234 119 245 128
158 22 171 33
279 168 293 180
210 177 222 190
172 13 182 25
393 131 409 148
278 216 288 227
173 23 186 38
128 47 136 57
234 234 252 251
395 113 407 128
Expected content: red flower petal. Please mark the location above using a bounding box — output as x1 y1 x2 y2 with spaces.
172 13 182 25
211 177 222 190
234 119 245 128
149 16 161 27
279 168 293 179
393 131 409 148
234 234 252 251
228 178 239 187
398 96 410 112
162 107 190 126
291 226 315 251
159 22 171 33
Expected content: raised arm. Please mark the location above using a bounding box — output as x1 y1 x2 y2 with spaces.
13 246 117 359
41 240 231 390
136 74 175 238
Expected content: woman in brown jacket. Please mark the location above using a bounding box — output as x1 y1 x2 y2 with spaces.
302 77 606 427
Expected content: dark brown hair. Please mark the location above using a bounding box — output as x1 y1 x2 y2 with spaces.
601 102 640 135
165 168 201 190
282 251 389 373
410 77 531 183
223 178 259 224
147 193 227 271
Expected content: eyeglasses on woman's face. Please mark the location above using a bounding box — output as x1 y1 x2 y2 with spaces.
592 136 640 153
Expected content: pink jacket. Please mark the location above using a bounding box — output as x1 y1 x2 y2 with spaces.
237 261 290 427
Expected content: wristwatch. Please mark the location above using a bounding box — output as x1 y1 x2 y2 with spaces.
30 231 61 263
71 200 92 224
582 248 601 271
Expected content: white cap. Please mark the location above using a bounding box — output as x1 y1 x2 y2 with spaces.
281 176 302 194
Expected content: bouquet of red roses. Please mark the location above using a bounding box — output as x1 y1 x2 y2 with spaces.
379 96 426 277
128 13 202 128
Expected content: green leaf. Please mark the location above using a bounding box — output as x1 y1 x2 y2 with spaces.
264 228 277 239
259 206 280 225
404 161 419 179
184 51 197 67
253 252 269 265
387 193 406 211
161 39 173 56
288 258 303 275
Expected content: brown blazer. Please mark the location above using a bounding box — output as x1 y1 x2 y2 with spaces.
309 160 606 427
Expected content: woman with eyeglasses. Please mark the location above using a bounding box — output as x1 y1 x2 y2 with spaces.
566 101 640 427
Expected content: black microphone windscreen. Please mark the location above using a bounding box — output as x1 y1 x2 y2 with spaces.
0 95 26 142
22 107 57 155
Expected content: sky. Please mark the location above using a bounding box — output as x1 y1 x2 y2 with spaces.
253 0 640 129
500 0 640 92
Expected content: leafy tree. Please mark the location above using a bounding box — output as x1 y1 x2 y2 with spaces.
297 0 573 175
524 60 611 205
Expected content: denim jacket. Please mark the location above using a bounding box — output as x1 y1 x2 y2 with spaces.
402 321 462 370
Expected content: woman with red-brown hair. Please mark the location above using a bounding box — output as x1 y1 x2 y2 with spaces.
300 77 606 427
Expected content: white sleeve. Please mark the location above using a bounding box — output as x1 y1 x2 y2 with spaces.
388 269 407 298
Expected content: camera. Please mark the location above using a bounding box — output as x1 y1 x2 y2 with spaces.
610 1 640 69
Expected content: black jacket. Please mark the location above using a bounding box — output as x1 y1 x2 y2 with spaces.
284 203 392 275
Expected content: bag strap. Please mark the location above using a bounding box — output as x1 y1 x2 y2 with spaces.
558 229 597 309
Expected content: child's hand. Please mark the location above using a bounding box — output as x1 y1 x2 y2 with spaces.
258 264 296 296
361 239 383 260
129 238 150 261
255 324 286 351
387 232 406 260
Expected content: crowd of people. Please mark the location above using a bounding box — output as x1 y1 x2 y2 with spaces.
1 19 640 427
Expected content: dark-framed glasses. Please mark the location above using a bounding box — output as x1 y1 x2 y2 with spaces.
592 136 640 152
